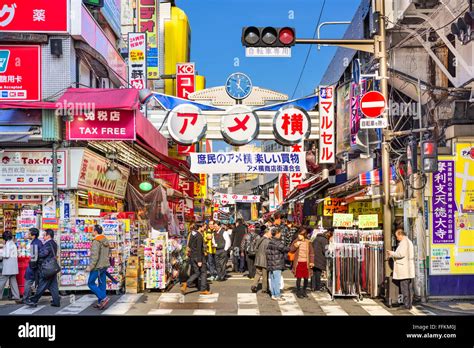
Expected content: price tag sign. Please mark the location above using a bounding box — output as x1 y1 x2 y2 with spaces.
358 214 378 229
332 213 354 228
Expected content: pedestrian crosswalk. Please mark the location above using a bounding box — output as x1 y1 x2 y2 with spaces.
0 291 436 316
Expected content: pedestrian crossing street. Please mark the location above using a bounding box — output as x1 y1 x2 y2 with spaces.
2 290 437 316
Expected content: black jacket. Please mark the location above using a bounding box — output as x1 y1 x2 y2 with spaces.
266 238 289 271
214 228 226 250
313 234 329 270
188 231 205 263
231 224 247 249
39 240 58 264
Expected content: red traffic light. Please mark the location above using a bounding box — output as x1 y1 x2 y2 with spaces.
279 27 295 46
241 27 296 47
422 141 435 155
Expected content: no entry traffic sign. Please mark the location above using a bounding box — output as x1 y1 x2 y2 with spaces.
360 91 386 118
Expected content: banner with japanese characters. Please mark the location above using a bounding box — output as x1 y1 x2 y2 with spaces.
0 45 41 101
66 109 136 141
318 85 335 164
216 194 260 205
323 197 348 216
137 0 159 79
176 63 195 99
0 0 68 33
430 145 474 275
190 152 307 174
289 142 304 193
128 33 147 90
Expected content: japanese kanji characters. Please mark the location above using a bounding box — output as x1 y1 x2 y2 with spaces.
432 160 455 244
273 106 310 145
319 86 335 164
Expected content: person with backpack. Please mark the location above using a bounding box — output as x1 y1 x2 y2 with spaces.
241 225 258 279
0 231 21 303
266 227 290 302
86 225 111 310
22 228 43 303
251 227 271 294
25 229 60 307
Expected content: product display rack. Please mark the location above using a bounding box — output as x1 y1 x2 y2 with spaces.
327 229 363 300
144 232 169 290
359 229 384 298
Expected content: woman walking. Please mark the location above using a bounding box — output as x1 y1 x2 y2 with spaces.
290 227 315 298
0 231 21 303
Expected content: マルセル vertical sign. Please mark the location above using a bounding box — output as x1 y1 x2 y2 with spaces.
319 86 335 164
0 45 41 101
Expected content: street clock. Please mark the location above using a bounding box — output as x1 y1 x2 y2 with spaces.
225 72 253 100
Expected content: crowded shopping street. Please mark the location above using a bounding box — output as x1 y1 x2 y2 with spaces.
0 0 473 346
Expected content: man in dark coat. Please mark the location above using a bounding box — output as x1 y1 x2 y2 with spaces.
251 227 271 294
231 219 247 273
22 228 43 303
266 227 289 301
25 229 60 307
181 224 212 295
312 228 333 291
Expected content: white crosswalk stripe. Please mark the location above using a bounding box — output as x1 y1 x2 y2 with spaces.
278 293 304 315
9 305 46 315
102 294 143 315
193 309 216 315
320 305 349 316
157 293 184 303
237 293 260 315
148 309 173 315
312 291 333 303
362 305 392 316
409 306 436 316
353 298 378 305
197 293 219 303
56 295 97 315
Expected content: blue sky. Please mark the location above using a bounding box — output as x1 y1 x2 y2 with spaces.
175 0 360 99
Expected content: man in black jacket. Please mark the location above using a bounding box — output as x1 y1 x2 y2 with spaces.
312 228 333 291
213 221 229 281
181 224 212 295
25 229 60 307
266 227 289 301
231 219 247 273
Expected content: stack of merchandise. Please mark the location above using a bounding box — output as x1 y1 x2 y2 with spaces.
144 233 168 289
125 256 144 294
359 230 384 297
15 210 37 257
102 220 124 291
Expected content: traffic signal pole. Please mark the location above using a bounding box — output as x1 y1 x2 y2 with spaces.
282 0 394 300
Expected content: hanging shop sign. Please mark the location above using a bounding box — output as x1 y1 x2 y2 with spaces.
0 0 68 33
77 150 130 199
332 213 354 228
128 33 147 90
87 192 117 211
457 143 474 212
176 62 195 99
358 214 378 228
289 142 304 192
217 194 260 205
190 152 308 174
0 149 67 189
42 218 59 230
0 195 42 204
432 160 455 244
350 81 364 146
66 109 136 141
336 83 351 154
221 106 259 146
137 0 159 79
167 104 206 145
318 86 335 164
0 45 41 101
193 173 207 199
347 201 382 219
279 173 290 200
273 106 311 145
323 197 348 216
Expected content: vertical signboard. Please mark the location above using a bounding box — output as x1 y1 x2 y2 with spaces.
336 83 351 154
128 33 147 90
432 160 455 244
0 45 41 101
289 142 304 193
176 62 195 99
319 86 335 164
137 0 159 79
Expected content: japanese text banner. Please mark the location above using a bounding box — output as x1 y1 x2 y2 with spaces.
190 152 307 174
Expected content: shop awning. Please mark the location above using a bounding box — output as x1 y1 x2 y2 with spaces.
0 101 57 109
56 88 140 110
327 177 361 197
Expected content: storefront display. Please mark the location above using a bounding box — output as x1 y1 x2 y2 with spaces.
144 232 168 289
16 210 38 257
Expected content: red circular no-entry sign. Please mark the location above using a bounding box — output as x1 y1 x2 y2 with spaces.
360 91 386 118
